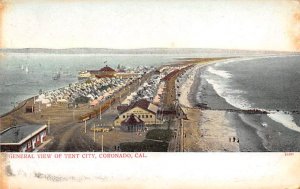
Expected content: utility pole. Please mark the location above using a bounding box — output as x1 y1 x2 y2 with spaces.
181 118 184 152
110 98 112 111
99 105 102 120
33 96 35 114
101 134 104 152
93 124 96 142
48 117 50 134
177 102 185 153
161 107 164 121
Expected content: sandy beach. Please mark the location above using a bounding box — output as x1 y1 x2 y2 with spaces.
178 62 240 152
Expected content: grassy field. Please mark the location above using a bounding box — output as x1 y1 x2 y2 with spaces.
146 129 173 142
120 140 169 152
120 129 174 152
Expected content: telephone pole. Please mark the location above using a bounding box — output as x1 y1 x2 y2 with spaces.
48 117 51 134
99 105 102 120
93 124 96 142
101 134 104 152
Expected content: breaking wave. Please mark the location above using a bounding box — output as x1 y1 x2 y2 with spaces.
207 66 232 79
268 111 300 133
205 78 251 110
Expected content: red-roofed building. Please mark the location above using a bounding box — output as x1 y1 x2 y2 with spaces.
117 105 129 113
162 69 181 110
99 66 116 72
0 124 48 152
117 99 157 114
121 114 145 132
162 65 193 110
88 65 117 78
114 99 161 126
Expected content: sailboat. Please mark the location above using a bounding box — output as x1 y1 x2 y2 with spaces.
21 64 24 70
25 66 29 73
53 72 61 80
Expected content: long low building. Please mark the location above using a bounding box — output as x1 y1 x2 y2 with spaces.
114 99 162 126
0 124 48 152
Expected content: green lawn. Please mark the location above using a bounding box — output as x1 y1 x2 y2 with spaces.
119 129 174 152
146 129 173 142
120 140 168 152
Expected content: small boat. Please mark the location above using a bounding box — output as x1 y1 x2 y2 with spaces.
53 72 61 80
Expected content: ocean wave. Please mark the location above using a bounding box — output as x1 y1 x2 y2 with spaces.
206 78 251 110
206 77 300 133
206 66 232 79
268 111 300 133
214 56 279 67
238 114 271 151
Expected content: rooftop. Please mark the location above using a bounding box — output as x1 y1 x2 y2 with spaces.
117 105 129 113
117 99 158 114
121 114 144 126
134 99 151 111
99 65 116 72
0 124 47 144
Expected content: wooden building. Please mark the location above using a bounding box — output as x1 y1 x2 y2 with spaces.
88 65 117 78
114 99 162 126
161 65 194 111
0 124 48 152
121 114 145 132
115 72 138 79
162 69 181 110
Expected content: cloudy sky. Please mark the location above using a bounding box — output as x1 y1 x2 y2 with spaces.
0 0 299 51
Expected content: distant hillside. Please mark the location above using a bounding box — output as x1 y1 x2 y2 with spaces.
0 48 298 55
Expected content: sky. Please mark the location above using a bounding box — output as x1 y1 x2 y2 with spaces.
0 0 300 51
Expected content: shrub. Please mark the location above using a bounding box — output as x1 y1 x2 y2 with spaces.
120 140 168 152
146 129 173 142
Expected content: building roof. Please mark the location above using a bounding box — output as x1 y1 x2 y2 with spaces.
134 99 151 111
117 99 158 115
148 103 159 113
121 114 144 126
117 69 126 73
99 66 116 72
95 74 115 78
0 124 47 145
117 105 129 113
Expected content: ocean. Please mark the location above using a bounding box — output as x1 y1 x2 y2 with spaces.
197 55 300 151
1 51 253 116
0 53 189 116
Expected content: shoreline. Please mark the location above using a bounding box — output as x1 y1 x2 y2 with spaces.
178 61 240 152
179 62 268 152
182 59 300 152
